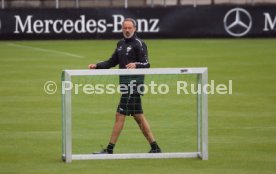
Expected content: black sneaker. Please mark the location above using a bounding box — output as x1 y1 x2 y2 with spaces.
149 148 162 153
93 148 113 154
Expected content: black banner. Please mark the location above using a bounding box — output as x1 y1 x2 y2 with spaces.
0 5 276 39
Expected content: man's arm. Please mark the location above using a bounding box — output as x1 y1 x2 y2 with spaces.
134 41 150 69
88 64 97 69
89 45 119 69
89 52 118 69
96 50 119 69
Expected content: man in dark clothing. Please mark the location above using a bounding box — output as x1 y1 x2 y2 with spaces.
88 18 161 154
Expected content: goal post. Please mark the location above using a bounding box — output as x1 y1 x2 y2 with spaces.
61 68 208 163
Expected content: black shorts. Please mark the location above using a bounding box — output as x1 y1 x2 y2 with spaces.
117 93 143 116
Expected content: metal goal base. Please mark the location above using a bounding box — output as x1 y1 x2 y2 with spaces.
63 152 205 162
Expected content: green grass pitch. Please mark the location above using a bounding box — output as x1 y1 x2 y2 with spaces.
0 39 275 174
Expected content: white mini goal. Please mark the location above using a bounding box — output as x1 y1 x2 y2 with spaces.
61 68 208 163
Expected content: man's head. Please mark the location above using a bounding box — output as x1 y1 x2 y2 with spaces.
122 18 136 39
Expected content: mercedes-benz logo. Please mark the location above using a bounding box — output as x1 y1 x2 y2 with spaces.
224 8 252 37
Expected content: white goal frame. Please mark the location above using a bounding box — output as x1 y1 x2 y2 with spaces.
61 68 208 163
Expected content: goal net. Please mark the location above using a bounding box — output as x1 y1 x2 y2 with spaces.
61 68 208 163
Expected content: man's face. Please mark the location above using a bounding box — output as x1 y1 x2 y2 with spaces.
122 21 136 39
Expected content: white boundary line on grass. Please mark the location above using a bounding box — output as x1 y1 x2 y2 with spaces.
209 126 276 130
7 43 84 59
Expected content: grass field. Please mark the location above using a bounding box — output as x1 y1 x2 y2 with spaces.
0 39 276 174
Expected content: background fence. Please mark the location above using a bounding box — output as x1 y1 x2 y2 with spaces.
1 0 276 9
1 5 276 39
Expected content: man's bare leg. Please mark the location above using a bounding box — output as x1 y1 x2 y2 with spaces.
133 114 155 143
133 114 161 153
93 112 125 154
109 112 126 144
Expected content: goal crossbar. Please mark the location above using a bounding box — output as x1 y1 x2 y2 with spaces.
64 68 206 76
61 68 208 163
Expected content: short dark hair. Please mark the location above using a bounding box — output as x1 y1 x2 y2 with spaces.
123 18 137 28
